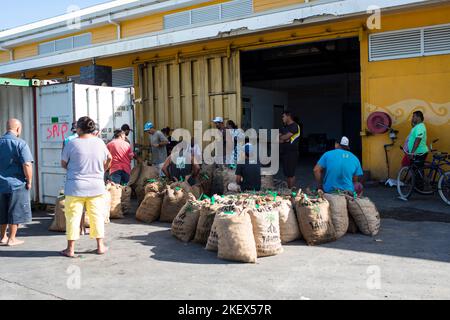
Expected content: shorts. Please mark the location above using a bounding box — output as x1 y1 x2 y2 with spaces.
110 170 130 185
0 185 32 225
282 151 298 178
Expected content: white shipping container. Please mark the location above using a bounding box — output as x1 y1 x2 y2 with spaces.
36 82 134 204
0 85 38 202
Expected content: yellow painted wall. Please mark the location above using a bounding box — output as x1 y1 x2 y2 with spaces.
14 43 38 60
361 3 450 180
0 51 10 63
121 15 163 38
254 0 305 12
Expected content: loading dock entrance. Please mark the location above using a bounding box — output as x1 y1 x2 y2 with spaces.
240 37 362 181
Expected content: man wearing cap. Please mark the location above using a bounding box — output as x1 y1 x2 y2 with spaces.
121 124 133 145
212 117 227 163
314 137 364 195
144 122 169 175
235 143 262 192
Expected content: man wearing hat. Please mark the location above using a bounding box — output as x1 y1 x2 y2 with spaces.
212 117 227 163
314 137 364 195
144 122 169 175
121 124 133 145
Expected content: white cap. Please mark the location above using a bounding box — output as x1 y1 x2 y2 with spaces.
340 136 350 147
212 117 224 123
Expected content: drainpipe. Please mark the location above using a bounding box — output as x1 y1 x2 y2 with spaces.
0 46 13 61
108 15 121 40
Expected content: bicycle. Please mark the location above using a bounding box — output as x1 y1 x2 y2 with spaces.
397 139 450 205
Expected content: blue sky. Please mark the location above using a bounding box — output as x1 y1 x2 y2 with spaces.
1 0 109 30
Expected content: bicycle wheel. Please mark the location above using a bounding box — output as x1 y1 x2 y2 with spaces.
414 166 436 195
397 166 415 199
438 171 450 205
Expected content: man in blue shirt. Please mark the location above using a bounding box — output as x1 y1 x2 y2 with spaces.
314 137 363 194
0 119 34 247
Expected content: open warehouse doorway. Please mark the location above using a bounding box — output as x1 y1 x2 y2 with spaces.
240 37 362 184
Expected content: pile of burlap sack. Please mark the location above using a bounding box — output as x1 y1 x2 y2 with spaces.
169 189 381 264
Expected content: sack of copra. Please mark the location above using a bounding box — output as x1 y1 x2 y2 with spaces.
136 191 163 224
348 214 359 234
271 197 301 243
295 191 336 246
216 210 257 264
194 199 223 245
129 163 142 188
261 175 275 190
248 205 283 257
205 203 243 252
109 183 124 219
172 200 203 242
160 182 193 223
324 193 349 239
346 196 380 236
49 196 66 232
121 185 132 215
199 165 214 196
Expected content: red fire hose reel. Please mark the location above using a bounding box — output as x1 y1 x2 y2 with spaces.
367 112 393 134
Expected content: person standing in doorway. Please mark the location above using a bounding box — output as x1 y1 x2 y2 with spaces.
61 117 112 258
279 111 301 189
144 122 169 175
212 117 227 164
107 130 135 185
0 119 34 247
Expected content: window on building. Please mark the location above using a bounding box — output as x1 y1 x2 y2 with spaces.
39 33 92 55
164 0 253 30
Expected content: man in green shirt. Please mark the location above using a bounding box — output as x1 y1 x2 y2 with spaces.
408 111 428 165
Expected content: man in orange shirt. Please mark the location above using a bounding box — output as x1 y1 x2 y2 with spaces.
106 130 135 185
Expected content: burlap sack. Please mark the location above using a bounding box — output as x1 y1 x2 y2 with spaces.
121 186 132 215
191 184 203 199
199 165 214 196
129 163 142 187
160 182 193 223
205 203 242 251
324 193 349 239
211 165 235 195
217 211 257 264
295 192 337 246
171 200 203 242
109 184 124 219
248 205 283 257
136 191 163 223
272 198 301 243
194 201 222 245
346 197 380 236
348 214 359 234
136 164 160 187
49 196 66 232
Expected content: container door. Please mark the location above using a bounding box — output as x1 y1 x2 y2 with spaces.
36 83 74 204
74 85 134 146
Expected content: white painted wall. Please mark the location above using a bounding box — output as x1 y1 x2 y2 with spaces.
242 86 289 130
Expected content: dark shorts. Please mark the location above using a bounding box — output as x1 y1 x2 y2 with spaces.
0 185 32 225
110 170 131 185
282 151 298 178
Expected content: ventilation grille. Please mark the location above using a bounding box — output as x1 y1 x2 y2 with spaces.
369 23 450 61
164 0 253 30
112 68 134 88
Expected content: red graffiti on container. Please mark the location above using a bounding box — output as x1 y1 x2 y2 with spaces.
46 123 69 141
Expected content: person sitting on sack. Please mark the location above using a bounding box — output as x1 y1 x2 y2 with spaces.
314 137 364 196
234 143 262 192
162 139 200 186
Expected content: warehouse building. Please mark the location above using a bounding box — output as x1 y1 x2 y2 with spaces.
0 0 449 180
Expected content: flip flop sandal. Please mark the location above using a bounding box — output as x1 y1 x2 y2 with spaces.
97 247 109 256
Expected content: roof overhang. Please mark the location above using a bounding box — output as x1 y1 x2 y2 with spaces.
0 0 441 75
